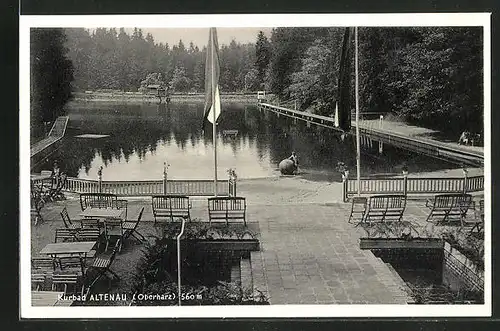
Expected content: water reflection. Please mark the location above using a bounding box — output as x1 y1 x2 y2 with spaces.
34 102 458 182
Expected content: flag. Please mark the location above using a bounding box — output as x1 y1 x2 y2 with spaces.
337 27 354 132
203 28 221 125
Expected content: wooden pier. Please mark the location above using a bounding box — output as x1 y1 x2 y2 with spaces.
258 102 484 166
30 116 69 171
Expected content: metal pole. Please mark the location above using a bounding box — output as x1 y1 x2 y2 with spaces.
177 218 186 306
355 27 361 196
212 28 218 197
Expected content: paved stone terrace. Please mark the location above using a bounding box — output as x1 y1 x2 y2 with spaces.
30 193 481 305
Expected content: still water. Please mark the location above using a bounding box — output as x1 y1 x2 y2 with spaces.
35 102 458 182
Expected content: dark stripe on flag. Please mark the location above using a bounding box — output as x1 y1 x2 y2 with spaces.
337 27 353 132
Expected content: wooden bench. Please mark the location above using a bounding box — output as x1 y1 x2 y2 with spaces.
80 193 118 211
363 194 407 224
152 195 191 225
425 193 473 226
208 197 247 226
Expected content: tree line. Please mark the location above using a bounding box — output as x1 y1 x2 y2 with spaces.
262 27 483 134
30 27 482 142
64 28 261 93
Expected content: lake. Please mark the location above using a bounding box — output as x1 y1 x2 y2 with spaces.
33 101 459 182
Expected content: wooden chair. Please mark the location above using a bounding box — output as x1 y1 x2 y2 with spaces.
87 239 121 290
364 195 406 224
208 197 247 226
32 257 56 272
30 185 44 226
80 193 118 211
122 207 145 242
470 199 484 234
31 273 47 291
103 218 124 252
58 256 85 274
348 196 367 224
52 272 84 296
425 193 473 226
152 195 191 225
60 207 82 231
115 199 128 221
80 218 101 229
54 228 79 243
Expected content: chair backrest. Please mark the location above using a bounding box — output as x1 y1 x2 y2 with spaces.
58 256 83 271
369 195 406 210
32 257 56 271
208 197 246 211
152 195 190 210
76 228 101 242
80 193 118 211
55 228 78 243
80 218 100 229
60 207 73 228
31 273 46 290
434 193 472 209
351 196 367 210
115 199 128 220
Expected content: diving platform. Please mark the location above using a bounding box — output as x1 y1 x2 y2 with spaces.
30 116 69 170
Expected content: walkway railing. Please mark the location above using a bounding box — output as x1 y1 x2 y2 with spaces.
343 174 484 202
61 177 230 196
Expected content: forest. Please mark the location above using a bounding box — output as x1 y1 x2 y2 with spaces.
30 26 483 141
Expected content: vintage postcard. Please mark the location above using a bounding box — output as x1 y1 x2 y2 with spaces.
20 13 491 318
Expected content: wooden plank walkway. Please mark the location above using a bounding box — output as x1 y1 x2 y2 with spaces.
30 116 69 158
258 103 483 166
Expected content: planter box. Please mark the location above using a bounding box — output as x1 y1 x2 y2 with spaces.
359 238 444 250
178 239 260 251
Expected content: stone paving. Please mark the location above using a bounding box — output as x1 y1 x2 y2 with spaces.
30 191 482 305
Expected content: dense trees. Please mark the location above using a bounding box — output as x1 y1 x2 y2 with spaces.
30 28 74 140
265 26 483 134
65 28 257 94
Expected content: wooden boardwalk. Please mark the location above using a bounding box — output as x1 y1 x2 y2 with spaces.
258 103 484 166
30 116 69 170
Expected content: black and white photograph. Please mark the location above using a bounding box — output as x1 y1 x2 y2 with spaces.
20 13 491 318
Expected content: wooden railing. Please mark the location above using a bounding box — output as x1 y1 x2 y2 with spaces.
343 175 484 202
60 177 230 196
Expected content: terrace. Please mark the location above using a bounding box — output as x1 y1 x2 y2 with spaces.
29 175 484 306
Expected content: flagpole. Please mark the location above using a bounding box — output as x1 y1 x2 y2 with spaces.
355 26 361 196
211 28 218 197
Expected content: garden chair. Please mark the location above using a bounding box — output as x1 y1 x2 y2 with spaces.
31 273 47 291
54 228 79 243
58 256 86 275
60 207 82 231
103 218 124 252
470 199 484 235
348 196 367 224
122 207 145 242
87 239 121 291
80 218 101 229
114 199 128 221
52 272 84 296
31 183 44 226
32 257 56 272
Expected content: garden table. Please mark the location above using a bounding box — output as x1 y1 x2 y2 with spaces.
40 241 97 275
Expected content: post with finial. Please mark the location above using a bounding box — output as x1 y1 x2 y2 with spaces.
402 165 409 197
97 166 103 193
228 168 237 197
163 162 168 195
462 166 469 194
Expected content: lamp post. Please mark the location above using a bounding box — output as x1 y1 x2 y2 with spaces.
462 167 469 194
402 165 409 196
